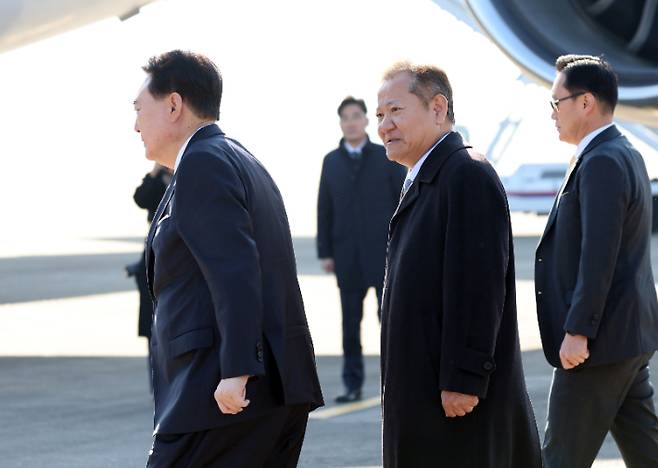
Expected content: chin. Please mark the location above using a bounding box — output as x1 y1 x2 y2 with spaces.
386 151 404 166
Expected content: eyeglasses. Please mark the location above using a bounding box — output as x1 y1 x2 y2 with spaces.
550 92 585 111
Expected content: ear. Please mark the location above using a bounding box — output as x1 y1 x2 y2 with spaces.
432 94 449 125
582 92 595 116
167 92 184 121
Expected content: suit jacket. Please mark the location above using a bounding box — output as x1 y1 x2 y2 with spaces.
146 124 323 434
535 125 658 368
133 168 170 337
380 132 541 467
317 138 405 289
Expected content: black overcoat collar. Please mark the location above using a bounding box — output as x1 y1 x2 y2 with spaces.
390 131 471 228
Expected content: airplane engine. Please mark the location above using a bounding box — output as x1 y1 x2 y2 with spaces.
465 0 658 127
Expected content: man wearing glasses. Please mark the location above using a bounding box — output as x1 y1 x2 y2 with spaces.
536 54 658 467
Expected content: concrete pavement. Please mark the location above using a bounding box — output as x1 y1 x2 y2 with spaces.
1 229 657 467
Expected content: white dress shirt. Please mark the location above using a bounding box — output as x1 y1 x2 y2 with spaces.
343 139 367 156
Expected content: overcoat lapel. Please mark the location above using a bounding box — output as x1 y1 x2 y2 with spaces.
389 132 471 234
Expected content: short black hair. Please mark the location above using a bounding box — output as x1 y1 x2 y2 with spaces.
383 62 455 123
143 50 222 120
555 54 618 113
338 96 367 117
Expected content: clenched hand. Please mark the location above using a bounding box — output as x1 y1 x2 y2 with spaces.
559 333 589 369
214 375 250 414
441 390 479 417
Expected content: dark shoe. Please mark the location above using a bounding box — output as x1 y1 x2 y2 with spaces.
335 389 362 403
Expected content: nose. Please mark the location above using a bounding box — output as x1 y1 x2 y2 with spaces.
134 119 140 133
551 107 557 121
378 114 394 137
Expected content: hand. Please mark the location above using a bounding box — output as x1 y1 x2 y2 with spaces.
559 333 589 369
320 258 335 273
214 375 250 414
441 390 479 417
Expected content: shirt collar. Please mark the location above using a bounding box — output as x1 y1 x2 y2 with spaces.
173 122 214 173
343 139 367 155
405 131 453 184
575 123 614 159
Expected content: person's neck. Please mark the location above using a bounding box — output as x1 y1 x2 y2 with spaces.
179 119 214 144
159 120 214 170
406 127 452 169
345 136 367 150
576 116 613 145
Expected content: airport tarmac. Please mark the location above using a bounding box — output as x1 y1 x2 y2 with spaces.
1 218 657 467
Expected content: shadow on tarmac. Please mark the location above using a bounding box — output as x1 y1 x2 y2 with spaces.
1 352 654 467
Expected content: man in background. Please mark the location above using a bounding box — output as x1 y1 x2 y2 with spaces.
536 54 658 467
317 96 405 403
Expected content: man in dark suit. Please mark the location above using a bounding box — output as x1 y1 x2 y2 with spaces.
133 50 323 468
317 96 405 403
536 54 658 467
376 62 541 467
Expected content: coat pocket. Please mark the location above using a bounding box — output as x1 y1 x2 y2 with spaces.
168 327 214 358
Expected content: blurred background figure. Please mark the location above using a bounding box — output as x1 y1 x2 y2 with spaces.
126 163 172 391
317 96 405 403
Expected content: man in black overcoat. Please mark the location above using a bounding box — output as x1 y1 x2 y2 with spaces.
377 62 541 468
536 54 658 467
134 50 323 468
317 96 405 402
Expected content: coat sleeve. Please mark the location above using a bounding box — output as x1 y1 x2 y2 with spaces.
564 154 628 338
317 157 334 259
174 150 265 379
439 161 509 398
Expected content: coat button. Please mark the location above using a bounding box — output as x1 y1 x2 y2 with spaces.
538 258 543 263
537 291 543 296
482 361 494 371
256 342 264 362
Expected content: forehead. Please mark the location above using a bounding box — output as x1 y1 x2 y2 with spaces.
377 73 413 105
340 103 365 117
135 76 154 104
551 72 567 93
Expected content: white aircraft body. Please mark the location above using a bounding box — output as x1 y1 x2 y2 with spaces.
0 0 155 53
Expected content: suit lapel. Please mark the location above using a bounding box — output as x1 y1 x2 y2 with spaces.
145 178 176 298
144 123 225 299
538 125 621 245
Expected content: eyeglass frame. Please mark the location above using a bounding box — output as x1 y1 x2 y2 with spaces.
550 91 586 112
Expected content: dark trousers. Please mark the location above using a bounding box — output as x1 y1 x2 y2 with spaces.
543 352 658 468
147 404 309 468
339 286 382 391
